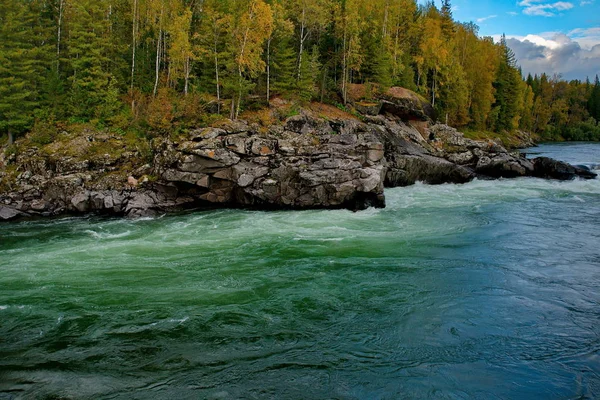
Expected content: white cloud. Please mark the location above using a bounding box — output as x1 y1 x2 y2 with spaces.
580 0 593 5
476 15 498 23
498 31 600 79
569 27 600 50
517 1 574 17
507 11 519 15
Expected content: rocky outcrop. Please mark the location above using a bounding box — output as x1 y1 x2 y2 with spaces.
1 109 596 221
379 87 436 122
532 157 598 180
154 116 386 211
347 84 436 122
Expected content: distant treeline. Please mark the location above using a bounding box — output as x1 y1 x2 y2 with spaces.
1 0 599 143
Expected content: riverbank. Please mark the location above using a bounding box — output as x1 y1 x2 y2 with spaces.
0 94 596 221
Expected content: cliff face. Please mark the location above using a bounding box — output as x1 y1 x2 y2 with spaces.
0 92 596 221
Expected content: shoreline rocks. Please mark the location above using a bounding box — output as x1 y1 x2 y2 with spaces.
1 110 596 222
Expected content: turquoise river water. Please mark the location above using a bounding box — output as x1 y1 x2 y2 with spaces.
1 143 599 399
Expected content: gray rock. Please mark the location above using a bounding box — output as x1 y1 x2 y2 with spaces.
71 192 91 213
90 192 106 210
125 192 158 217
30 199 49 211
532 157 597 180
476 154 533 178
0 206 24 221
3 108 592 221
191 127 226 141
237 174 255 188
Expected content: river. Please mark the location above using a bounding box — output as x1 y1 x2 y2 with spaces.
1 143 599 399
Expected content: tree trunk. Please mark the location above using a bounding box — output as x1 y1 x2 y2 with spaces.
266 37 271 103
342 24 348 104
131 0 138 112
8 131 14 146
184 55 190 96
230 96 236 120
297 7 306 82
213 23 221 114
432 70 436 107
382 0 389 39
56 0 64 74
214 52 221 114
236 69 243 120
321 65 327 103
153 29 162 96
392 23 400 77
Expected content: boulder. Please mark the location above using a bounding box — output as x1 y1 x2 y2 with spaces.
532 157 598 180
346 84 435 122
475 154 534 178
0 206 25 221
71 191 91 213
385 155 474 187
125 192 158 217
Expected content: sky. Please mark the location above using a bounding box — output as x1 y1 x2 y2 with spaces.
422 0 600 80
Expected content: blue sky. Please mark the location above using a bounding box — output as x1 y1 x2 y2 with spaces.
422 0 600 80
449 0 597 37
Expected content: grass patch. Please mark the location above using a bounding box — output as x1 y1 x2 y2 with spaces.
460 129 527 149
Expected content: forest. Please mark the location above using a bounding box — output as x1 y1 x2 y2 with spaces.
1 0 600 145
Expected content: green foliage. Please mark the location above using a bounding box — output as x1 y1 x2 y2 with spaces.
297 46 321 101
492 35 522 132
0 0 596 145
588 75 600 121
66 0 118 119
29 120 59 146
0 0 51 140
270 35 297 95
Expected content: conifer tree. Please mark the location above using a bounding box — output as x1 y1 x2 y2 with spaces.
588 75 600 122
492 35 522 131
0 0 51 143
1 0 598 143
266 1 295 99
65 0 117 119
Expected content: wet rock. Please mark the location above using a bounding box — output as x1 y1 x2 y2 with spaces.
532 157 598 180
125 192 158 217
476 153 534 178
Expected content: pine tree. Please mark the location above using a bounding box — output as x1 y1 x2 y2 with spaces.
0 0 51 143
372 43 394 90
588 75 600 122
297 45 321 100
440 0 454 39
65 0 117 120
266 1 295 99
270 33 297 96
492 35 522 131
